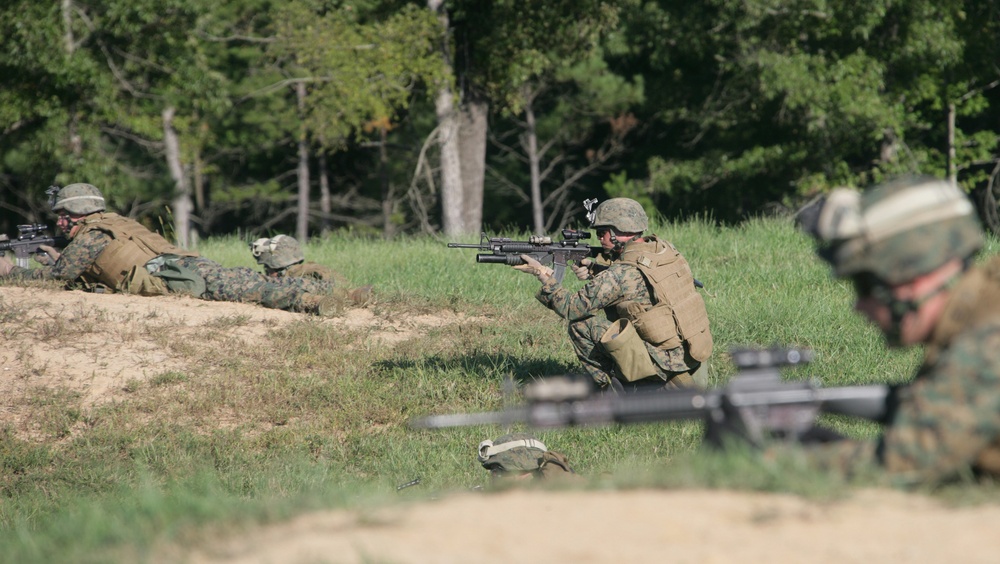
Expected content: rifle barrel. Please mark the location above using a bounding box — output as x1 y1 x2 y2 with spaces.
410 406 530 429
816 385 888 421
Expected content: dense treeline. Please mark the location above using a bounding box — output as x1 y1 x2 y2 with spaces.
2 1 999 242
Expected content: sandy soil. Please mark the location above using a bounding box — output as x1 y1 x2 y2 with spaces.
0 286 472 438
186 488 1000 564
3 286 998 563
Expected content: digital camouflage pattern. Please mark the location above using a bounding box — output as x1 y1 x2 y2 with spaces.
276 262 342 294
536 235 697 388
51 183 105 215
805 250 1000 485
252 235 305 270
589 198 648 233
8 221 320 312
174 256 318 310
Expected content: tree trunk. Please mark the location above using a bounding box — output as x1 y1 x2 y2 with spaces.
296 82 310 242
62 0 73 55
63 3 82 158
459 95 488 235
162 106 193 248
429 0 464 236
318 150 331 236
379 126 397 239
524 101 544 234
194 150 205 212
947 101 957 187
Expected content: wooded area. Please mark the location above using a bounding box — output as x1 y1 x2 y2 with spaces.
2 1 999 242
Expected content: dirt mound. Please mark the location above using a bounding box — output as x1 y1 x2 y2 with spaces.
186 488 1000 563
0 286 473 437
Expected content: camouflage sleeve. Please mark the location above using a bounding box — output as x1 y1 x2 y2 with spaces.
535 265 629 321
800 437 881 479
876 322 1000 484
8 230 110 282
804 322 1000 485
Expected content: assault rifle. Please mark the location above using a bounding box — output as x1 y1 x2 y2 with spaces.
448 229 601 283
411 347 892 447
449 229 707 288
0 224 68 268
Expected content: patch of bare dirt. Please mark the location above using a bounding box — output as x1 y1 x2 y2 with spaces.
0 286 477 436
184 488 1000 563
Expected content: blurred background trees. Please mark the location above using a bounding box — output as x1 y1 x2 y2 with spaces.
2 0 998 242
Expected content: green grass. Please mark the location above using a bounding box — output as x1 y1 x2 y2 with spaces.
1 217 997 562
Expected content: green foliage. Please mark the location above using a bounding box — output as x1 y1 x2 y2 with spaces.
456 0 621 115
268 3 445 149
610 0 1000 221
1 0 999 235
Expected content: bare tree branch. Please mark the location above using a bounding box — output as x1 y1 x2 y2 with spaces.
97 41 160 100
485 165 530 203
194 30 276 44
100 125 165 150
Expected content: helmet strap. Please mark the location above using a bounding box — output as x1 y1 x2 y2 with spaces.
875 268 964 345
609 232 625 255
608 231 643 256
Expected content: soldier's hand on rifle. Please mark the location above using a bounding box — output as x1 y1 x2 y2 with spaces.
34 244 60 266
0 256 13 277
513 254 555 283
571 258 594 281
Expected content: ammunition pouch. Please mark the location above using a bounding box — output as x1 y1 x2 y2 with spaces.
631 303 682 349
600 318 658 382
119 265 169 296
674 295 713 361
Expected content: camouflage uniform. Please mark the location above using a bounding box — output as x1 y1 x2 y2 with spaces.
799 176 1000 485
273 262 338 295
536 234 706 390
806 257 1000 485
251 235 367 307
8 215 316 312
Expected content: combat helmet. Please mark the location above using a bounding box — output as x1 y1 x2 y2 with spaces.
477 433 548 475
805 176 983 285
250 235 305 270
589 198 648 233
49 183 106 215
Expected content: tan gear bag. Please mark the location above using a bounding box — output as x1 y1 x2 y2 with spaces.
600 318 658 382
118 265 169 296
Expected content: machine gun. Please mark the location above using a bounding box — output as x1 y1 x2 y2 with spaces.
448 229 602 283
0 224 68 268
410 347 891 448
